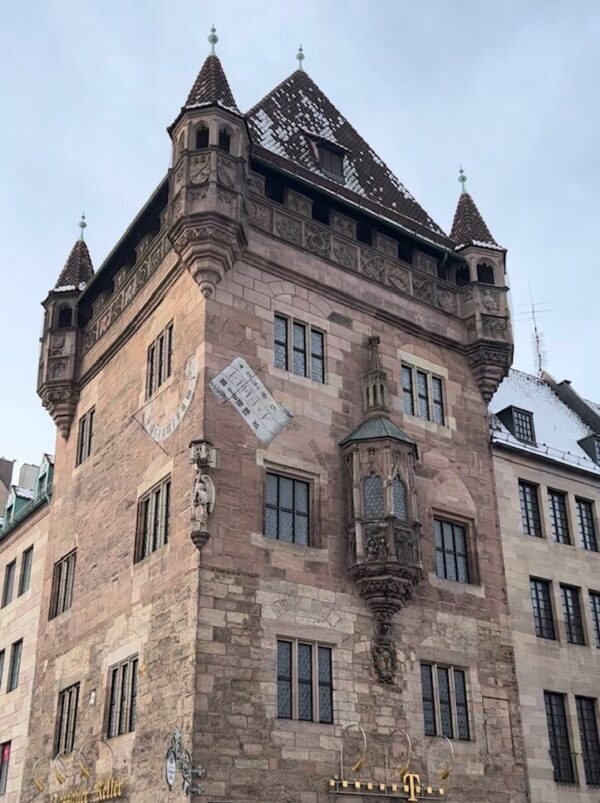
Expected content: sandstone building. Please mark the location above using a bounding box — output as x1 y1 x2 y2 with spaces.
491 370 600 802
0 457 53 801
18 36 529 802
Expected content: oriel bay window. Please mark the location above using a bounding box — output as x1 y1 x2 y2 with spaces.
274 314 325 383
106 655 138 738
401 364 445 425
264 472 309 545
135 476 171 562
146 323 173 398
54 683 80 755
276 639 333 724
420 663 470 741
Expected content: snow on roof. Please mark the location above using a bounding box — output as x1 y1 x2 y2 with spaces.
490 369 600 474
14 486 35 500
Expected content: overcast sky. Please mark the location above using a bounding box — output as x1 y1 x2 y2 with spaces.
1 0 599 468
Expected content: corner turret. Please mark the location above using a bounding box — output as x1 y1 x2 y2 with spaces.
451 170 513 401
167 28 249 297
37 217 93 437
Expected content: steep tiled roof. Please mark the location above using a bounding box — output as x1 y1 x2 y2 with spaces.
184 54 240 114
450 191 501 251
339 415 416 448
246 69 446 241
54 240 94 290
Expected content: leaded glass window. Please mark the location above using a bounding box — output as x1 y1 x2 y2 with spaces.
590 592 600 648
549 490 571 545
264 473 309 545
363 475 385 519
274 315 288 370
530 578 556 640
402 365 414 415
432 377 444 425
512 408 535 443
146 323 173 399
577 499 598 552
273 314 325 383
417 371 429 420
544 691 575 783
276 639 333 724
420 663 471 741
519 480 542 536
392 477 408 520
401 363 446 424
576 696 600 786
434 519 469 584
561 585 585 645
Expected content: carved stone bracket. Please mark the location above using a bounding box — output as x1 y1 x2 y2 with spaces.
467 341 513 402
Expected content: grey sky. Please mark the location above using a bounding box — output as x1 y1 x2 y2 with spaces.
1 0 598 467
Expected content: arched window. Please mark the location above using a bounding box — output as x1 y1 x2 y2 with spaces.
392 476 408 520
477 263 495 285
363 475 385 519
195 125 209 149
218 127 231 153
455 265 470 287
56 306 72 328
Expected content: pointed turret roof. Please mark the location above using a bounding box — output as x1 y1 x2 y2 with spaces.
450 190 501 251
246 69 448 244
183 54 240 114
54 239 94 290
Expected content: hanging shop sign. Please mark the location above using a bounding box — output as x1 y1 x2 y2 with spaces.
164 727 205 797
328 726 453 801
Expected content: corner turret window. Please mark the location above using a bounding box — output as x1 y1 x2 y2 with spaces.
218 127 231 153
392 477 408 521
318 143 344 181
456 265 470 287
56 306 73 328
477 263 495 285
195 125 209 149
363 475 385 520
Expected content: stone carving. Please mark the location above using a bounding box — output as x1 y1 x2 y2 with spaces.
217 157 236 188
415 251 437 277
286 190 312 218
190 188 208 203
191 473 215 534
248 172 265 195
332 238 358 270
175 163 185 185
274 212 302 245
50 359 67 379
305 223 330 258
361 254 386 282
171 198 184 224
481 288 499 313
50 336 66 356
189 154 210 185
413 276 434 304
436 287 457 314
372 610 397 685
373 232 397 258
364 524 388 562
482 315 508 339
217 188 236 210
388 266 411 294
248 199 272 231
331 211 357 239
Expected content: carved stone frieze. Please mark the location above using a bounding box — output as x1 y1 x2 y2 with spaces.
274 212 302 245
305 223 330 258
388 266 411 294
360 253 386 283
331 238 358 271
248 172 266 195
331 211 357 239
412 276 434 304
50 336 66 356
216 156 236 189
248 199 272 232
373 232 397 258
415 251 438 277
436 286 458 314
189 154 210 185
467 342 512 402
285 189 312 218
480 287 500 313
482 315 508 339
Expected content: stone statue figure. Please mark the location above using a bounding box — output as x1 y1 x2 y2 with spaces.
191 471 215 534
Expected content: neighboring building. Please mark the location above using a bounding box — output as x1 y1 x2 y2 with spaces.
491 369 600 802
20 37 529 802
0 458 14 516
0 455 53 802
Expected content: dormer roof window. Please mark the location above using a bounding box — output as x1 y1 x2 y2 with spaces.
497 406 536 444
579 434 600 465
317 142 344 180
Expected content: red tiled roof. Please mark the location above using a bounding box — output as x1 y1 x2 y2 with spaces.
245 69 447 240
450 191 500 250
184 54 240 114
55 240 94 289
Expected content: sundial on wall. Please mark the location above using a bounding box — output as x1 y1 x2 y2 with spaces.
143 354 199 442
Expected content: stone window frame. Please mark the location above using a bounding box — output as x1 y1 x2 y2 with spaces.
420 661 472 742
576 498 599 553
518 479 543 538
7 639 22 693
430 509 480 587
548 488 572 546
1 559 16 608
49 549 77 620
273 312 326 384
275 637 334 725
76 406 95 466
134 475 171 564
0 649 4 692
146 321 174 400
0 741 10 796
54 682 80 756
397 349 451 432
18 545 33 596
544 690 577 784
575 695 600 787
258 456 323 550
589 591 600 649
401 363 445 426
530 576 557 640
560 584 586 646
105 654 139 739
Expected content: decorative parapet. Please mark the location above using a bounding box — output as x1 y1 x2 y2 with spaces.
82 226 171 354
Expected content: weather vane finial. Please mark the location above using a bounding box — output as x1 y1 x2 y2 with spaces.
296 44 305 71
458 165 467 194
79 213 87 242
208 25 218 55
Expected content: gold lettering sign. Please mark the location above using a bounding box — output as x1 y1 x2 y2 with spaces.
48 777 124 803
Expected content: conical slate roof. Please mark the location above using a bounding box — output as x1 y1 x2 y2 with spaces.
339 415 416 448
246 69 447 242
184 54 240 114
450 191 501 250
54 240 94 290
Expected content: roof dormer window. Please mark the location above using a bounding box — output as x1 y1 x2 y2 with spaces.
497 406 536 444
579 435 600 465
318 143 344 180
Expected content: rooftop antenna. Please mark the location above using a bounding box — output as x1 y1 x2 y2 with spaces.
79 213 87 242
296 44 305 71
208 25 218 55
515 285 550 376
458 166 467 194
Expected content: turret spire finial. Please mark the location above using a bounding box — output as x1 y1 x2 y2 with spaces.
208 25 218 55
296 44 305 71
79 213 87 242
458 165 467 194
